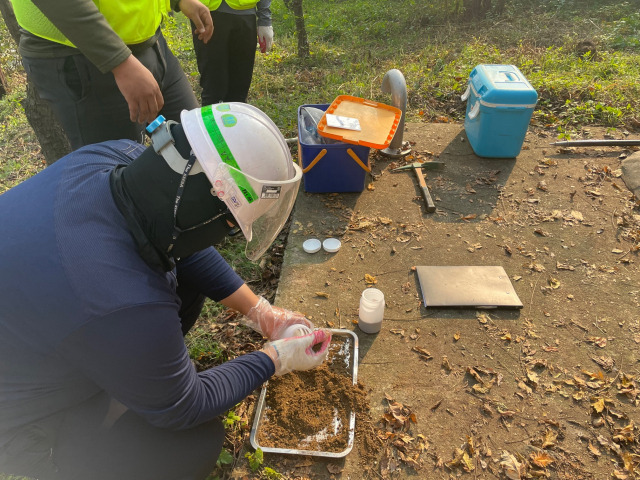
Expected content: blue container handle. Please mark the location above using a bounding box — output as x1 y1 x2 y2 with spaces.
503 71 520 82
467 102 480 120
461 84 470 102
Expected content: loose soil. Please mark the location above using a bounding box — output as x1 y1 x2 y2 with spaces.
256 335 367 453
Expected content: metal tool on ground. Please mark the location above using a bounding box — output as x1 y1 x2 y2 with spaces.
390 161 444 213
550 139 640 147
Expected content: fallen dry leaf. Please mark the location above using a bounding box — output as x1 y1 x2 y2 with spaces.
587 336 607 348
412 346 432 360
548 277 561 289
592 398 605 413
531 451 554 467
500 451 523 480
462 451 474 471
442 356 452 371
364 273 377 284
541 429 557 449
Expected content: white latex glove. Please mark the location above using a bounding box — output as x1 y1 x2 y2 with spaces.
257 25 274 53
243 296 313 340
264 329 332 376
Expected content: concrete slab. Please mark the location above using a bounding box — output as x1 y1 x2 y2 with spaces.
269 123 640 478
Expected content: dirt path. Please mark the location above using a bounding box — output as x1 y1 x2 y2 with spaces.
258 123 640 479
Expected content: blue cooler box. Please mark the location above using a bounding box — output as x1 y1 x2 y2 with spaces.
297 104 371 193
462 64 538 158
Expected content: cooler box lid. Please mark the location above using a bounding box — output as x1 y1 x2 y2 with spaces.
468 64 538 107
317 95 401 149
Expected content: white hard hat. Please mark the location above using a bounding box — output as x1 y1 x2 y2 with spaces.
181 103 302 260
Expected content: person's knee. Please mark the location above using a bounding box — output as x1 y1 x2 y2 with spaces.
189 418 225 480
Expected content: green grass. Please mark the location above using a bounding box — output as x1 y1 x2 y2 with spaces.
155 0 640 136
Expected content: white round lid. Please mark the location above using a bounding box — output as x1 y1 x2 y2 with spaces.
302 238 322 254
322 238 342 253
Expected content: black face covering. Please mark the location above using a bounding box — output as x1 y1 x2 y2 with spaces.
109 123 236 272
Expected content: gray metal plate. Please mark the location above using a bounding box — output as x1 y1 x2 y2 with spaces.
416 265 523 309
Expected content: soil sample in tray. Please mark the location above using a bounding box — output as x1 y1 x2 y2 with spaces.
256 334 365 453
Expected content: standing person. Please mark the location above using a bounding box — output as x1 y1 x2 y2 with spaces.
10 0 214 150
0 102 331 480
191 0 273 105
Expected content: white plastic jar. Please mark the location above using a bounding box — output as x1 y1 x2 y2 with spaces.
358 288 385 334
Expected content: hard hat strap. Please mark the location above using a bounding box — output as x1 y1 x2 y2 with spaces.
148 116 203 176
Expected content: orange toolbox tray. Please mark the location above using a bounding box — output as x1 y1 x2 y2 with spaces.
317 95 401 150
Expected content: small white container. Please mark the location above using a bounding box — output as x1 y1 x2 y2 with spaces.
281 324 312 338
322 238 342 253
302 239 322 254
358 288 385 334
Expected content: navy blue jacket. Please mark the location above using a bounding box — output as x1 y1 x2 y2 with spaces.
0 140 274 439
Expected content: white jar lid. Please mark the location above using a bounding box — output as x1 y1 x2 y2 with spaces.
302 238 322 254
322 238 341 253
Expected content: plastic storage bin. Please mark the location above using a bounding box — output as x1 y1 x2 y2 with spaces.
297 104 371 193
462 64 538 158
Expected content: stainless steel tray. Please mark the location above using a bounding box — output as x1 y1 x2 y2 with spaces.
249 329 359 458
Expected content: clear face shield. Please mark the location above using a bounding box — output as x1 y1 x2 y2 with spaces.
208 161 302 260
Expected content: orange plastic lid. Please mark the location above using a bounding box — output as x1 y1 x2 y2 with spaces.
317 95 401 149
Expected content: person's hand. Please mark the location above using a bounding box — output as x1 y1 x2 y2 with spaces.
257 26 273 53
243 296 313 340
262 329 332 376
178 0 214 43
112 55 164 124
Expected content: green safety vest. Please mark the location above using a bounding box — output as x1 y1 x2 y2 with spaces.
201 0 259 11
10 0 169 47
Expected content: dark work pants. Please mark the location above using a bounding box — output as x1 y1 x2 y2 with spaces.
0 288 221 480
191 11 257 105
21 31 199 151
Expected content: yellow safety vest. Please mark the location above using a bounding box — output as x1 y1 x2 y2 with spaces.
10 0 170 47
201 0 259 11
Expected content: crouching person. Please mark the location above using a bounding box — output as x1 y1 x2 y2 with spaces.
0 103 330 480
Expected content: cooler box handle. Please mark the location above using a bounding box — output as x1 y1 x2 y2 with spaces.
461 85 470 102
503 71 520 82
467 102 480 120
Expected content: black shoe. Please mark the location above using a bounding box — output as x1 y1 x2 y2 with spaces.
228 226 242 237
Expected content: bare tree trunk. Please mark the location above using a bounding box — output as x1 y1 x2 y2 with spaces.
0 0 70 164
463 0 492 19
0 64 7 98
289 0 309 59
